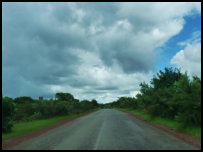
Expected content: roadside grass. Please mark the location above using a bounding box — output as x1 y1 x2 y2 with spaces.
2 109 99 141
117 108 201 138
181 126 201 137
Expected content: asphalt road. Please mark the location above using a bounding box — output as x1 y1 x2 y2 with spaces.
8 109 197 150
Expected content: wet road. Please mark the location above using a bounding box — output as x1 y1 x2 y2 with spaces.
8 109 197 150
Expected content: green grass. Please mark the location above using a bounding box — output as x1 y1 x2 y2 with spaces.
181 126 201 137
2 110 98 141
117 108 201 138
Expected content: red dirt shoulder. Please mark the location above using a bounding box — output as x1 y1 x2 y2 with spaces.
119 109 201 150
2 110 98 150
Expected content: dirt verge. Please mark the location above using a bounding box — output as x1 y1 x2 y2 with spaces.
2 110 98 150
118 109 201 150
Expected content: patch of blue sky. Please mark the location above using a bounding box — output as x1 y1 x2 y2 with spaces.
154 14 201 74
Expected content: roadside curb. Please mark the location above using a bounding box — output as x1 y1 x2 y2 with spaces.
117 109 201 150
2 110 98 150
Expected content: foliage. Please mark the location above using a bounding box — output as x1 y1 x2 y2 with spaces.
14 96 34 104
106 67 201 127
55 92 74 101
2 96 15 133
151 67 182 89
2 92 99 133
172 74 201 126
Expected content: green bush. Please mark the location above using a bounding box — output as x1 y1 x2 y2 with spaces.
27 112 42 121
3 93 99 123
108 67 201 127
172 74 201 126
14 102 35 121
2 96 15 133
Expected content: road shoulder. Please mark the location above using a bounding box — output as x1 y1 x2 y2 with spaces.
2 110 99 150
117 109 201 150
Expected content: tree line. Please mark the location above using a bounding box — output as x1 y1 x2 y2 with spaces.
2 93 99 133
2 67 201 133
106 67 201 127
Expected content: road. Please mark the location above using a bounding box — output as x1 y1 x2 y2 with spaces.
7 109 197 150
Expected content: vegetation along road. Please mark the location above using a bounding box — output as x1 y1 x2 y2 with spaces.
4 109 198 150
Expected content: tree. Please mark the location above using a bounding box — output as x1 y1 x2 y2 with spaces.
91 99 98 108
39 96 43 101
138 67 183 118
55 93 74 101
2 96 15 133
13 96 35 121
172 74 201 126
151 67 182 89
14 96 34 104
80 100 94 111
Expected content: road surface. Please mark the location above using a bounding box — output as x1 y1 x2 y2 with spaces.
7 109 197 150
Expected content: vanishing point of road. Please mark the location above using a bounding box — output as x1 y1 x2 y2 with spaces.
6 109 197 150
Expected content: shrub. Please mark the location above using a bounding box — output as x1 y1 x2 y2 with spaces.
27 112 42 121
2 96 15 133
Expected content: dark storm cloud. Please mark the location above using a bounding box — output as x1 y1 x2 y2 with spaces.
2 2 158 101
98 45 155 73
2 67 53 98
3 31 80 85
2 3 84 98
36 25 91 50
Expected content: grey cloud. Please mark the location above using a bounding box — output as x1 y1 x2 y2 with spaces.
116 52 155 73
51 3 74 24
67 78 99 88
81 90 108 95
97 35 155 73
94 86 118 91
3 3 85 90
81 88 131 95
2 67 54 98
75 2 119 27
35 25 91 50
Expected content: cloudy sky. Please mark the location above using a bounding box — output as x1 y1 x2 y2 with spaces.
2 2 201 103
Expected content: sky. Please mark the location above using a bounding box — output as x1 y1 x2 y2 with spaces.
2 2 201 103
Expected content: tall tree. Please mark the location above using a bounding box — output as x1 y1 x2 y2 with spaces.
55 93 74 101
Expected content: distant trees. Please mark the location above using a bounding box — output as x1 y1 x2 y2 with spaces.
39 96 43 101
91 99 98 107
14 96 34 104
2 92 99 133
109 97 138 110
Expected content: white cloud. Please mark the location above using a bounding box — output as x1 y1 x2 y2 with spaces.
93 2 201 75
64 48 153 103
118 2 201 22
130 91 141 97
2 2 201 103
171 43 201 77
116 2 200 53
